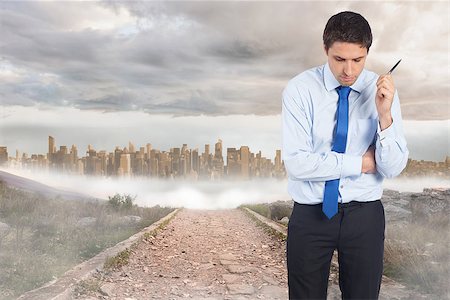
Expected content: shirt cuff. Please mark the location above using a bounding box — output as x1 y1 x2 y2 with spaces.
341 154 362 178
377 119 396 147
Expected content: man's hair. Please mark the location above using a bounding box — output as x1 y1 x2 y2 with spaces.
323 11 372 52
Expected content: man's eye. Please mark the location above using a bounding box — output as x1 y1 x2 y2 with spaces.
354 59 361 62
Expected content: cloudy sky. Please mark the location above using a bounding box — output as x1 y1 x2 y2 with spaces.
0 1 449 162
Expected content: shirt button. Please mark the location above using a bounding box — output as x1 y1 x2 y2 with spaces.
340 185 344 188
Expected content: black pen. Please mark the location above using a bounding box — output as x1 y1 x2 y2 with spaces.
387 59 402 75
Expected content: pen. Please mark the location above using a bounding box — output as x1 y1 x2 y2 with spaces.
387 59 402 75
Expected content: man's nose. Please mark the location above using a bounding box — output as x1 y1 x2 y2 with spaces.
344 61 353 76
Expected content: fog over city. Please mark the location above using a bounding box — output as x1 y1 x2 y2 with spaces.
2 167 448 210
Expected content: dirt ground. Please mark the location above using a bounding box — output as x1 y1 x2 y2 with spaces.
74 208 422 300
80 208 289 300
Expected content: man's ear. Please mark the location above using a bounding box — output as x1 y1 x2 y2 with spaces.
323 45 328 56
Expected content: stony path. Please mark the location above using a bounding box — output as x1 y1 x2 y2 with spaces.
84 209 288 299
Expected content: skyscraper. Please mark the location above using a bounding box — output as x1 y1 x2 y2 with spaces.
192 148 200 174
226 148 240 178
129 142 135 154
212 139 224 179
114 147 123 175
275 150 281 169
240 146 250 179
215 139 222 159
48 136 55 163
0 147 8 165
120 153 131 177
48 136 55 154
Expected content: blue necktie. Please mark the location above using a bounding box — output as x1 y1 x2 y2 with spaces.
322 86 351 219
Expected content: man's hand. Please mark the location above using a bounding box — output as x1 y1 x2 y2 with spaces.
362 145 376 174
376 74 395 130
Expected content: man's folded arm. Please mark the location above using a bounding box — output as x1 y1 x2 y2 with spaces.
281 85 362 182
374 91 410 178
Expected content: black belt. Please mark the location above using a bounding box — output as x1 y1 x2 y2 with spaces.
293 199 381 208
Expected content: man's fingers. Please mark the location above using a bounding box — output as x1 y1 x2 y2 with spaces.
376 75 394 89
377 87 393 99
377 80 394 92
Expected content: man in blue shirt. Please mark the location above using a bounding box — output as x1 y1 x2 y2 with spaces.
282 11 409 299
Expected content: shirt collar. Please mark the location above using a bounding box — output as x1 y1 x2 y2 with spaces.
323 62 367 94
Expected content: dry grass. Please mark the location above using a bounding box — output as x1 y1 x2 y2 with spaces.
0 180 174 300
240 201 292 222
104 248 131 271
384 222 449 297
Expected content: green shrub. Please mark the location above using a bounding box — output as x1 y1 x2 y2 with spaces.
108 193 136 210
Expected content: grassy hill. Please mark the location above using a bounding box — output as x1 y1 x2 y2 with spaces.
0 178 174 299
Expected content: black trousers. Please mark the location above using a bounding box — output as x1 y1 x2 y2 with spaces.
286 200 385 300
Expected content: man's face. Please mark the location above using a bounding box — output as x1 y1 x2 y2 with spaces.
325 41 368 86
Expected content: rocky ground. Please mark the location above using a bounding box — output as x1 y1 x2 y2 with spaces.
78 209 289 300
71 187 450 300
61 199 437 300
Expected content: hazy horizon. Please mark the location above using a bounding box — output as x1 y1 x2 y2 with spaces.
2 167 448 210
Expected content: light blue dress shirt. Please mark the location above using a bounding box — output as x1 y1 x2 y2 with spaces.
281 62 409 205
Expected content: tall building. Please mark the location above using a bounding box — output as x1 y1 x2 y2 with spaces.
158 151 171 178
274 149 285 178
135 151 145 176
181 144 188 153
48 136 55 154
97 150 108 176
226 148 240 178
0 147 7 165
129 142 135 154
107 152 115 176
85 147 98 175
70 145 78 171
240 146 250 179
180 144 190 177
212 139 224 179
119 153 131 177
114 147 123 175
149 149 159 177
192 148 200 174
171 147 181 177
275 150 281 169
146 143 152 156
60 145 72 172
214 139 223 160
48 136 55 163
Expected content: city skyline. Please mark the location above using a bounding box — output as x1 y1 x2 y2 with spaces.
0 135 286 180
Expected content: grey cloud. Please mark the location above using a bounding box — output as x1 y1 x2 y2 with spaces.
72 92 139 112
0 1 448 119
144 94 221 116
